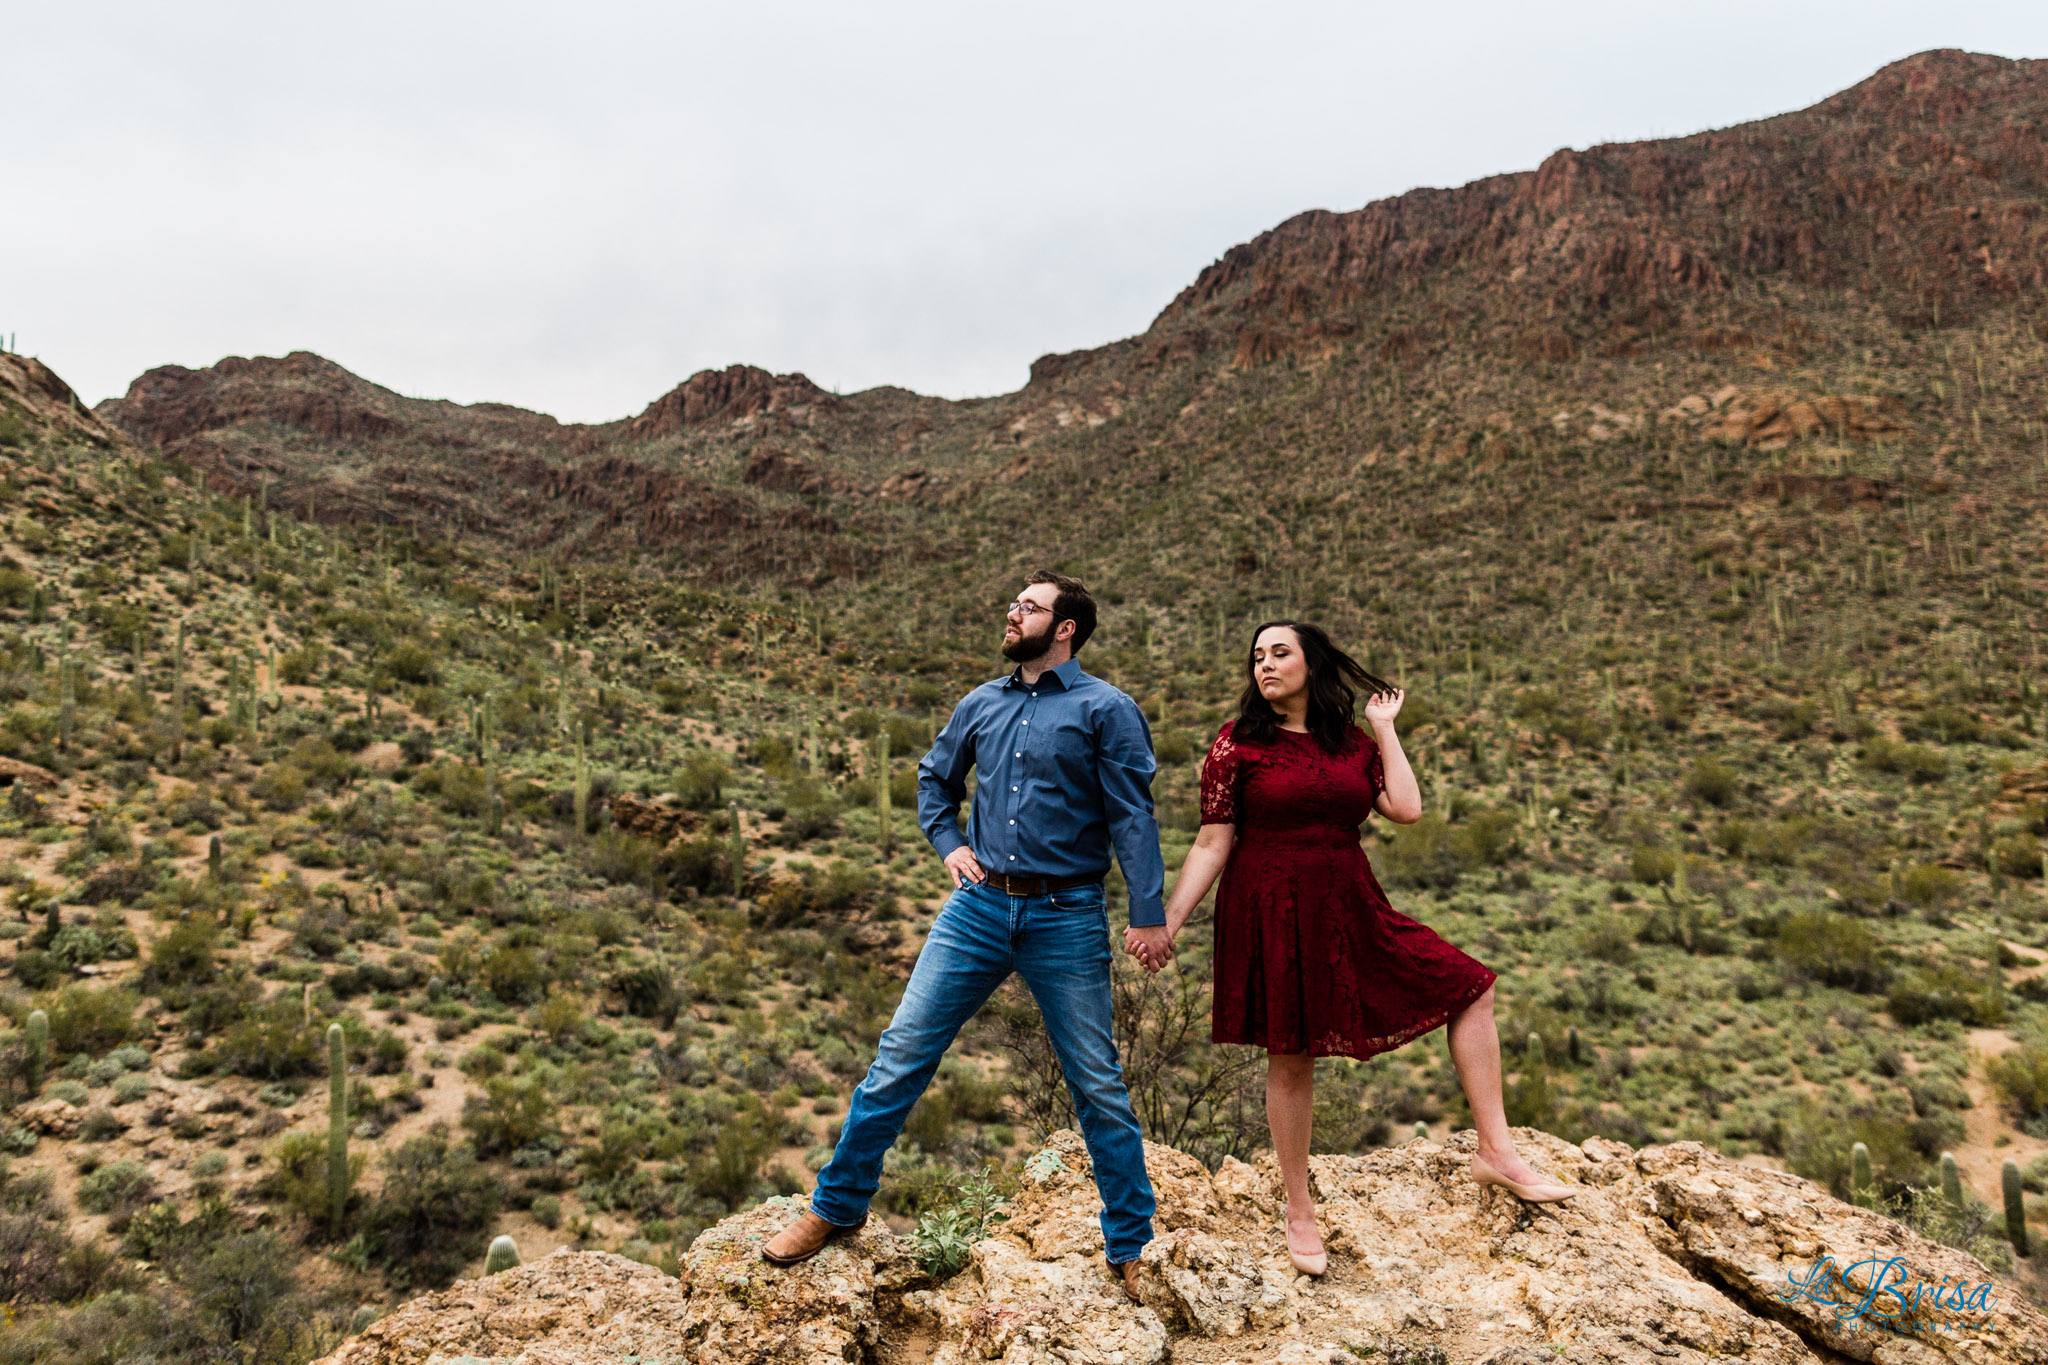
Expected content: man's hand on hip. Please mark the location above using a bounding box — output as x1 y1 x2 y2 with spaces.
1123 925 1173 973
944 848 986 888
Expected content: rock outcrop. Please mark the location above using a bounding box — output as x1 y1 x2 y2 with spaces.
0 352 129 450
314 1127 2048 1365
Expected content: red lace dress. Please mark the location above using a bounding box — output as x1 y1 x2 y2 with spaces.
1201 720 1497 1058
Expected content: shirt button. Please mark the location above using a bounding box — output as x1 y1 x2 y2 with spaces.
1014 752 1021 758
1009 855 1016 861
1008 819 1015 825
1011 785 1018 792
1022 719 1029 726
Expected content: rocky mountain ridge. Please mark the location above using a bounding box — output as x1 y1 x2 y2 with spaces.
90 50 2048 582
315 1127 2047 1365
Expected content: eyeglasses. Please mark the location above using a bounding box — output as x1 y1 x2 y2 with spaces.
1005 600 1053 619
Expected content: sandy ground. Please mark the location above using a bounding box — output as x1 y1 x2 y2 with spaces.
1956 1026 2048 1207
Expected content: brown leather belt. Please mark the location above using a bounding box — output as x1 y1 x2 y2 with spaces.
981 870 1102 896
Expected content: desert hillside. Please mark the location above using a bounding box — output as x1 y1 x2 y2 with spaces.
0 46 2042 1365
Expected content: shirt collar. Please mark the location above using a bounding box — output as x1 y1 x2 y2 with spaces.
1007 656 1084 692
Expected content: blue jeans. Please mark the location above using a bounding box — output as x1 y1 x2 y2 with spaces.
808 879 1156 1263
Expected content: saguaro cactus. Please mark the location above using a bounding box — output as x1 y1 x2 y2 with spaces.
1526 1032 1545 1071
2004 1157 2030 1257
485 1235 521 1274
328 1022 349 1236
56 626 73 752
24 1009 47 1095
573 722 589 838
729 800 746 897
1566 1027 1581 1066
171 619 187 757
1850 1141 1872 1206
875 728 892 856
207 835 222 880
1940 1152 1963 1211
1413 1121 1428 1142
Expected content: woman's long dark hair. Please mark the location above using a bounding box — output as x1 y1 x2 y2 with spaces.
1233 620 1397 753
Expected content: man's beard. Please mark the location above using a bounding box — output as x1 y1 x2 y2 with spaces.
1002 617 1056 663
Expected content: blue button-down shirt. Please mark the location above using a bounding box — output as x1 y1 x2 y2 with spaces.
916 656 1166 927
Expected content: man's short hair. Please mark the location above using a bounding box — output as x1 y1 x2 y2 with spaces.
1026 570 1097 652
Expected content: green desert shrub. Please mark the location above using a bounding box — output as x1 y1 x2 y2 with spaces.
586 830 660 887
1894 862 1963 909
661 834 736 896
31 984 142 1059
1579 915 1637 965
673 752 728 810
479 945 547 1005
1630 843 1679 885
140 917 219 991
1859 737 1947 783
1989 834 2043 879
363 1133 502 1291
773 776 841 844
1780 1100 1929 1201
1773 910 1891 993
1682 756 1738 807
256 1127 367 1227
77 1160 155 1218
1886 963 2005 1027
216 995 322 1079
463 1074 557 1156
1649 682 1692 732
411 759 489 818
1377 809 1516 890
1987 1044 2048 1125
380 641 440 685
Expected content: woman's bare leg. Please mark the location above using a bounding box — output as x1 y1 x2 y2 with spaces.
1445 984 1548 1185
1266 1051 1321 1249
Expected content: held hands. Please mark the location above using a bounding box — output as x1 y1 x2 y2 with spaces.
943 847 986 888
1363 686 1405 727
1123 924 1174 974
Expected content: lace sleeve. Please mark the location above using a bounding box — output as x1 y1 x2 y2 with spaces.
1364 730 1387 808
1199 725 1244 826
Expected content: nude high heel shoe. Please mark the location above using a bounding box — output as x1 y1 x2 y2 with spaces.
1283 1211 1327 1277
1469 1153 1585 1204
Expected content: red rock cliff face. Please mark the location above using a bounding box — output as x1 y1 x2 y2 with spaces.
618 365 837 442
1140 50 2048 363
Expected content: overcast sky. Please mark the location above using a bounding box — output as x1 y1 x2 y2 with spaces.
6 4 2044 423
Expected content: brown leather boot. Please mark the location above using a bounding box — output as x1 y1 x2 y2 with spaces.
1108 1257 1142 1303
760 1210 868 1267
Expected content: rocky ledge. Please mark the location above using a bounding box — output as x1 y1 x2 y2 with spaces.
315 1127 2046 1365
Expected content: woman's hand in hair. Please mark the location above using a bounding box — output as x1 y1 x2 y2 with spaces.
1363 687 1404 727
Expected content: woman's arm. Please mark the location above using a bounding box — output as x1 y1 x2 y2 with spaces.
1365 691 1424 824
1121 822 1233 966
1163 823 1235 938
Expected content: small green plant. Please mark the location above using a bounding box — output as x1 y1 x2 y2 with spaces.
910 1169 1009 1280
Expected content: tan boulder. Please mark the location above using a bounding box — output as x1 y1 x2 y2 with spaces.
317 1129 2048 1365
14 1098 76 1138
314 1249 694 1365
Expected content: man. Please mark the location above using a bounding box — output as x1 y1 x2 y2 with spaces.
762 571 1171 1300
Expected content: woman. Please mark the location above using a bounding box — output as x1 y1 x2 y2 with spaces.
1125 621 1581 1277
